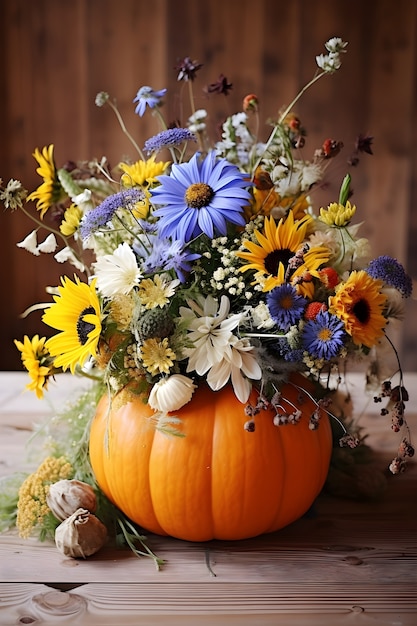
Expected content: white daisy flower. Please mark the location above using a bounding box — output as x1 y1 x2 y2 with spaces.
92 242 142 297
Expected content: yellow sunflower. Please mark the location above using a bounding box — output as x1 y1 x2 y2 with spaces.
329 270 387 348
119 154 170 188
43 276 101 373
237 212 330 294
14 334 55 399
60 204 83 236
27 145 63 218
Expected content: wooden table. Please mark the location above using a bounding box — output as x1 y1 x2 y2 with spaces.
0 372 416 625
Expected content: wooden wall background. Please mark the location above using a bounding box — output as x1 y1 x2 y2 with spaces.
0 0 416 372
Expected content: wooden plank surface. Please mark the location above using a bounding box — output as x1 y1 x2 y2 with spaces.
0 373 416 623
1 0 417 371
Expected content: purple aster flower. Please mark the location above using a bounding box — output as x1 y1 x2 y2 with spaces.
133 86 167 117
267 284 307 332
366 255 412 298
302 310 346 360
144 128 197 154
141 237 200 283
80 189 144 239
151 152 251 243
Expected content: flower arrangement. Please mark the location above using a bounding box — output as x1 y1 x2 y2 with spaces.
1 38 414 559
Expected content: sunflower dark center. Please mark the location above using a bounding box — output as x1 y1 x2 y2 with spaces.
264 248 293 276
77 306 96 345
352 298 370 324
185 183 214 208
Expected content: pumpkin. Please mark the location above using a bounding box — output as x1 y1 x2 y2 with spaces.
89 375 333 542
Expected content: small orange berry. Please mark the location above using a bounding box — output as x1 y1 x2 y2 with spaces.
305 302 327 320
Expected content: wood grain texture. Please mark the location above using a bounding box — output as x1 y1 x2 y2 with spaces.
0 373 416 623
0 0 416 370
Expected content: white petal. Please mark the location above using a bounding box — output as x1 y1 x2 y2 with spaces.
148 375 196 412
37 233 57 253
17 230 39 255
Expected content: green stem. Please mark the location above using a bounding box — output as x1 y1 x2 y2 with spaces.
107 100 145 160
251 70 327 178
117 516 164 570
19 204 85 269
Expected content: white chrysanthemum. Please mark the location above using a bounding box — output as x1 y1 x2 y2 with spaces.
148 374 196 412
206 337 262 403
249 302 275 330
92 242 142 297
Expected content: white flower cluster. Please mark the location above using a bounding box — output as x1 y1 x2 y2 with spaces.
316 37 348 73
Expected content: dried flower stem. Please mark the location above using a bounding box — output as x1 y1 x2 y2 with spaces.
116 516 164 570
106 99 145 160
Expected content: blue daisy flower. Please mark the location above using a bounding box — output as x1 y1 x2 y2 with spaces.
140 237 200 283
266 284 307 332
302 310 346 360
133 86 167 117
151 152 251 243
366 255 413 298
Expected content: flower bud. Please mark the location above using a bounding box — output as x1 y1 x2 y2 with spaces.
55 508 107 558
47 479 97 521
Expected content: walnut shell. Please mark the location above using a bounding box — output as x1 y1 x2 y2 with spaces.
55 508 107 558
47 479 97 521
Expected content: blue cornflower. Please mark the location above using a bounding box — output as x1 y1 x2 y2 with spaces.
267 284 307 332
151 152 251 243
144 128 197 154
302 310 346 360
133 86 167 117
80 189 144 239
366 255 413 298
140 237 200 283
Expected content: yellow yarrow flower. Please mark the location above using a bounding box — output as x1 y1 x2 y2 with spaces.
17 456 73 538
119 154 170 188
319 200 356 227
60 204 83 236
139 337 176 375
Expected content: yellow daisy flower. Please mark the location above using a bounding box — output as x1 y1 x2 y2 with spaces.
119 154 170 188
138 274 177 309
27 145 63 218
60 204 83 236
237 212 330 294
329 270 387 348
43 276 102 373
139 337 176 375
319 200 356 227
14 334 55 399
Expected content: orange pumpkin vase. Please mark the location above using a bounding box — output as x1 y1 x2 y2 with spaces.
89 376 333 542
